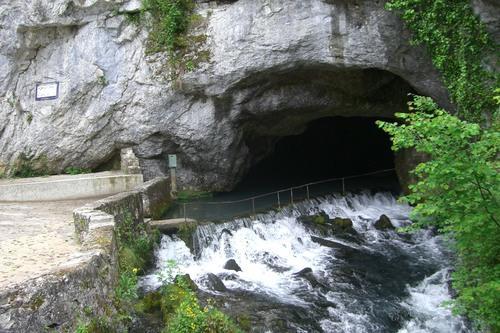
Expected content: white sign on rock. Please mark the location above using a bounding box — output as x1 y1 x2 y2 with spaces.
35 82 59 101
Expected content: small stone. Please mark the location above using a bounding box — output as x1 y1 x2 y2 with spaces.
205 273 227 292
223 259 242 272
374 214 395 230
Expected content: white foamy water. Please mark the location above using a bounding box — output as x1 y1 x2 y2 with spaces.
141 192 473 333
398 269 472 333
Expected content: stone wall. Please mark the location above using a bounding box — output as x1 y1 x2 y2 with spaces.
0 177 171 332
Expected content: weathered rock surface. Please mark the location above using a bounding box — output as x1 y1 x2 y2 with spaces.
223 259 242 272
374 214 395 230
204 273 227 292
0 0 496 190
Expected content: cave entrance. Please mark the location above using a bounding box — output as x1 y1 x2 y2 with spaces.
228 116 399 198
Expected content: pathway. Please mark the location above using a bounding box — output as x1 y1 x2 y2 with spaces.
0 199 101 289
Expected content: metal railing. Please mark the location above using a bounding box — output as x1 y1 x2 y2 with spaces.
174 168 397 222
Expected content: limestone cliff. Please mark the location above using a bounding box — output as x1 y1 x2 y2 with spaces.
0 0 497 190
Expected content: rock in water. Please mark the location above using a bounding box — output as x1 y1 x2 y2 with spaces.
293 267 313 276
297 211 330 225
293 267 328 290
223 259 242 272
205 273 227 292
331 217 356 235
374 214 395 230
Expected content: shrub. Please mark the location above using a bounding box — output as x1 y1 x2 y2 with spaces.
142 0 195 53
161 277 242 333
378 96 500 332
64 167 91 175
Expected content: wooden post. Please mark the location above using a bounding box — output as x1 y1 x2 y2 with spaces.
290 188 294 205
306 185 310 200
342 178 345 195
277 191 281 209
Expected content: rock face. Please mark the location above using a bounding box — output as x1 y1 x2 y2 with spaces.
374 214 395 230
0 0 494 190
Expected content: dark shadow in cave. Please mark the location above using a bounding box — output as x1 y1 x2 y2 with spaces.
167 117 400 221
226 116 399 198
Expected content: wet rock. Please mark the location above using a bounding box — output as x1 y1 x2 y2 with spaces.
297 211 332 236
293 267 313 276
175 274 198 291
224 259 242 272
297 211 330 225
205 273 227 292
374 214 395 230
220 228 233 237
331 217 356 235
310 236 352 251
293 267 328 290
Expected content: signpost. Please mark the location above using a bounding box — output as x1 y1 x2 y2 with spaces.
35 82 59 101
168 154 177 196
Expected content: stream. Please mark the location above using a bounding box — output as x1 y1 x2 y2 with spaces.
141 192 473 333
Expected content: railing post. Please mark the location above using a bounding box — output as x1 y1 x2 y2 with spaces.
252 198 255 215
290 188 294 205
183 203 187 222
342 178 345 195
277 191 281 209
306 185 310 200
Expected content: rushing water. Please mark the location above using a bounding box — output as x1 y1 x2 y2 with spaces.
141 192 473 333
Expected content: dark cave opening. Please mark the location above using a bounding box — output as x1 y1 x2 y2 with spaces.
232 116 399 196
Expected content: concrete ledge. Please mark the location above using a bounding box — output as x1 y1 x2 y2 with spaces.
0 171 143 202
149 218 197 233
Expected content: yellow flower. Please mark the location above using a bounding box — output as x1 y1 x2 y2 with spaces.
132 268 138 274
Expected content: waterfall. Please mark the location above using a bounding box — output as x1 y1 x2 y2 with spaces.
141 192 474 333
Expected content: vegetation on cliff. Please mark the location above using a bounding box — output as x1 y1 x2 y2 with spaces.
386 0 498 122
383 0 499 331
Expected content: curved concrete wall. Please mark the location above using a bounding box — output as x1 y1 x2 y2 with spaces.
0 171 143 202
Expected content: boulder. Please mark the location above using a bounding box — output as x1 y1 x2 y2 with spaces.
205 273 227 292
223 259 242 272
374 215 395 230
331 217 356 235
174 274 198 291
297 211 330 225
293 267 328 290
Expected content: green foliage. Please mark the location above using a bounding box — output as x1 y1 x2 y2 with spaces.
64 167 91 175
386 0 498 122
177 221 197 251
26 112 33 124
160 276 242 333
11 153 49 178
116 270 139 302
115 213 160 308
377 96 500 332
116 213 160 274
74 317 112 333
139 0 209 77
177 190 212 201
142 0 195 53
125 11 141 25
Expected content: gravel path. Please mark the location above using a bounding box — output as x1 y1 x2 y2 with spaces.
0 199 100 289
